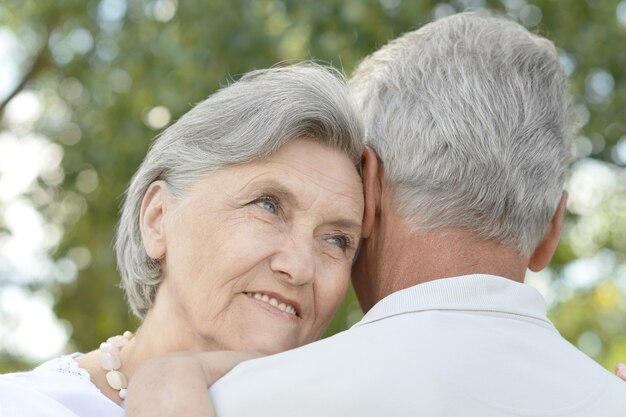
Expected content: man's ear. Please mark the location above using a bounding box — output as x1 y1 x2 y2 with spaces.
140 181 168 260
361 146 382 239
528 191 568 272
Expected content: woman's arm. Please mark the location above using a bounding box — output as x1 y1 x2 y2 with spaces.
125 351 260 417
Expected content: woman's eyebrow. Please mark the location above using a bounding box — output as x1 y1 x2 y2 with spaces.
326 219 362 234
244 179 298 208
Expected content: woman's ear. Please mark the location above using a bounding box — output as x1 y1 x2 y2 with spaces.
361 146 382 239
528 191 567 272
140 181 168 260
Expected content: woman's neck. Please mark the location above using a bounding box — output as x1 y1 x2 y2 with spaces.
75 300 223 405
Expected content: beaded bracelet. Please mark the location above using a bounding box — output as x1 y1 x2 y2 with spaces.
99 330 134 400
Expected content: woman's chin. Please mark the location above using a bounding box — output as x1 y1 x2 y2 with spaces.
242 333 301 355
215 324 301 354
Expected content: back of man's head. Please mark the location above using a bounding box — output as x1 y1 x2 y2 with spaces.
350 12 576 257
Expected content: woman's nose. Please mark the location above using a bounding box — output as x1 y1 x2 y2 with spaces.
269 236 316 286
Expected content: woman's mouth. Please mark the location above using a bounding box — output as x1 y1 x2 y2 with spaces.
244 292 298 316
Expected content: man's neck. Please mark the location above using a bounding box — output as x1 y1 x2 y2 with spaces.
353 211 528 312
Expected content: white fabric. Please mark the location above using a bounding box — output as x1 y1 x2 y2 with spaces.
210 274 626 416
0 353 123 417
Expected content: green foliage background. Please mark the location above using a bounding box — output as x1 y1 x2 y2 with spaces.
1 0 625 372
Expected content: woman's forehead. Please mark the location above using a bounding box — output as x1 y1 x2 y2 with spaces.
241 142 361 197
182 141 364 219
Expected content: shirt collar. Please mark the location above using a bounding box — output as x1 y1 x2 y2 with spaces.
353 274 553 328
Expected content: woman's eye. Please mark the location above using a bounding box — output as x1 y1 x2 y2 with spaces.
326 234 351 251
253 196 278 214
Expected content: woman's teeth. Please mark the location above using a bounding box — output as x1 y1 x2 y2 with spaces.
248 292 297 315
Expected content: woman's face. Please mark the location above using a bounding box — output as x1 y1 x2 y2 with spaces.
147 139 363 354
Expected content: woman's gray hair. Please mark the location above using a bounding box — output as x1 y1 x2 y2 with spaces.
350 12 576 256
116 64 365 318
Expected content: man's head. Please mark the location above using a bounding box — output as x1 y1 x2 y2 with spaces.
350 13 575 309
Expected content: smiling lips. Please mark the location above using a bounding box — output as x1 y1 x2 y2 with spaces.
245 292 298 316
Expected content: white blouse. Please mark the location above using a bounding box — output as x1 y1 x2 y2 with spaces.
0 353 124 417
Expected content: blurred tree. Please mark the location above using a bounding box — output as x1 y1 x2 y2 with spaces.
0 0 625 372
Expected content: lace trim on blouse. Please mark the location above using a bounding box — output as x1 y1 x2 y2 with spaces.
57 354 91 380
36 353 97 389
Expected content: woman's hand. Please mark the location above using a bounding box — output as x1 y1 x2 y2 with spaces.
616 363 626 381
125 351 261 417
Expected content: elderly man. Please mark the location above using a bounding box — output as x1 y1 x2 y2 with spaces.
135 12 626 416
206 13 626 415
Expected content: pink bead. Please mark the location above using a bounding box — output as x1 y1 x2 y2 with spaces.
100 352 121 370
99 342 119 355
107 335 128 348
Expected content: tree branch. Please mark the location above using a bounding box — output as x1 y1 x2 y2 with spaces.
0 45 48 117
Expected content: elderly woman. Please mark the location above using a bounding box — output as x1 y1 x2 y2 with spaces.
0 64 366 416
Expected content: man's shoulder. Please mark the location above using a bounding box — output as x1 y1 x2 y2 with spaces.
211 305 626 416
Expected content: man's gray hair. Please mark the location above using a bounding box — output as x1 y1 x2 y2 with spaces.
350 12 576 256
116 64 365 318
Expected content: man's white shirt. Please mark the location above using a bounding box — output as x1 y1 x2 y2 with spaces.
210 274 626 416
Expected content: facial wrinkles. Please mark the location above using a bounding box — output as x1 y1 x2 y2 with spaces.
163 141 362 351
194 178 319 317
237 162 359 340
276 167 362 232
236 166 361 212
227 162 363 250
268 155 361 338
240 139 362 197
271 156 363 205
221 218 312 324
164 189 265 342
